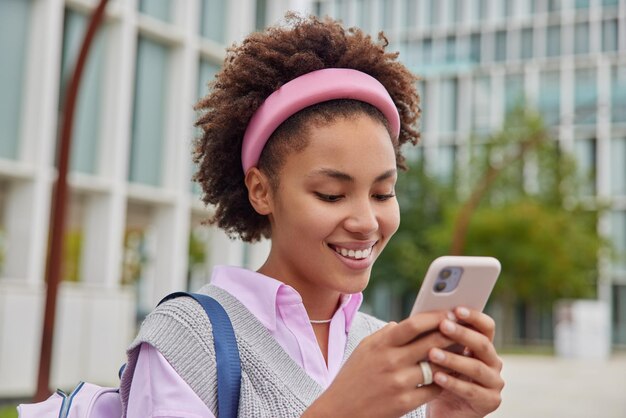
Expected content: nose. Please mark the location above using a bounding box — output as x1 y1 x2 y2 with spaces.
344 197 379 236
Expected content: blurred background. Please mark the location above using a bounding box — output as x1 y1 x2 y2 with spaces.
0 0 625 416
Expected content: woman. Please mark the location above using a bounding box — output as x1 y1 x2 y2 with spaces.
121 13 504 418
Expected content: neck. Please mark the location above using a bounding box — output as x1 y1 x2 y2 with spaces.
257 259 342 322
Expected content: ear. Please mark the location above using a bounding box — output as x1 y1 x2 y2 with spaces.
244 167 273 216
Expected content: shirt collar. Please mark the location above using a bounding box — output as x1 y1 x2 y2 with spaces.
210 265 364 332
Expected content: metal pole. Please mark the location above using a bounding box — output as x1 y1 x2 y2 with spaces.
35 0 109 401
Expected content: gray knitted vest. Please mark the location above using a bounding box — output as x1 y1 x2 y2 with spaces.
120 285 425 417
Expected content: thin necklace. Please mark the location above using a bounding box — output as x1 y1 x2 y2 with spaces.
309 319 332 324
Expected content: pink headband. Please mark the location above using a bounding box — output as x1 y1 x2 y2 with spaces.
241 68 401 173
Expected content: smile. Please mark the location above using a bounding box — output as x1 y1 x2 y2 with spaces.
331 245 374 260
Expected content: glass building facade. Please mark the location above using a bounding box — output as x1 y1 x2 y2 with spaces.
313 0 626 346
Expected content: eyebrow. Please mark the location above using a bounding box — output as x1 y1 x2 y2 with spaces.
308 168 397 183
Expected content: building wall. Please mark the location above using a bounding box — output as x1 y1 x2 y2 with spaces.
0 0 294 396
311 0 626 344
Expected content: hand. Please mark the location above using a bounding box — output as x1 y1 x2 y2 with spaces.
426 307 505 418
303 311 456 418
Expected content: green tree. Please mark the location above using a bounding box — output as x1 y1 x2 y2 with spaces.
370 105 604 345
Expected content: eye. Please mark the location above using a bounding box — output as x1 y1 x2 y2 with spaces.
315 192 344 202
373 193 396 201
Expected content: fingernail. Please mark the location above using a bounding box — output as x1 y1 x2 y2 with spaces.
446 311 457 321
435 373 448 384
431 348 445 362
442 319 456 333
457 307 470 318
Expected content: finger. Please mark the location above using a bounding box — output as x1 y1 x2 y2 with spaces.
439 319 502 369
428 347 503 389
389 311 455 346
433 371 503 414
398 331 456 364
454 307 497 342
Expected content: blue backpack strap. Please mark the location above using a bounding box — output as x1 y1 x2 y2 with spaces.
158 291 241 418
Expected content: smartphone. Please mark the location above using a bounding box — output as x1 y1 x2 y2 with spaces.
410 256 501 316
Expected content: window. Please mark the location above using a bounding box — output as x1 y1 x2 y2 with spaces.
610 211 626 272
439 78 458 132
602 0 619 6
59 9 107 175
129 36 170 186
0 0 31 160
470 33 481 63
574 68 597 125
138 0 172 22
539 70 561 125
422 38 433 65
200 0 226 43
574 22 590 55
403 0 416 30
495 30 507 61
612 65 626 123
505 73 524 115
418 80 427 132
611 137 626 196
450 0 462 23
381 0 394 30
520 28 533 60
546 25 561 57
473 76 491 132
446 35 456 63
575 0 590 8
255 0 267 30
613 284 626 345
547 0 561 12
602 19 618 52
437 145 457 184
574 137 597 195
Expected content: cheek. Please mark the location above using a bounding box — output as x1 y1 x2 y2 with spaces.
381 202 401 237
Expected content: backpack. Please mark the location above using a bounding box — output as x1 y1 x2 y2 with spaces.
17 292 241 418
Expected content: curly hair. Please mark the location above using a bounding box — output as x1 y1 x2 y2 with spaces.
194 13 421 242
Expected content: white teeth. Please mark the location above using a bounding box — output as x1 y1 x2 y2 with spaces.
333 245 373 260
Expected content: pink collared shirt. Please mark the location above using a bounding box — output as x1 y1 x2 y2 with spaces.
127 265 363 417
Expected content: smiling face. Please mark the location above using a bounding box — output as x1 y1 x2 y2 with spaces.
251 113 400 310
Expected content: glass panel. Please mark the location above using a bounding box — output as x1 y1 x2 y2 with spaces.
602 0 619 6
495 30 507 61
504 0 513 16
358 0 373 32
129 37 169 186
575 0 590 8
421 0 433 28
602 19 618 52
446 35 456 63
546 25 561 57
574 68 596 125
468 0 480 23
470 33 481 63
493 0 505 18
255 0 267 30
612 65 626 123
200 0 226 43
450 0 461 23
59 9 106 175
613 284 626 345
520 28 533 60
418 80 427 132
381 0 393 30
0 0 31 160
574 22 590 54
437 145 457 184
547 0 561 12
423 38 433 65
439 78 458 132
610 211 626 272
574 137 596 195
138 0 172 22
473 75 491 132
505 73 524 115
611 137 626 196
539 70 561 125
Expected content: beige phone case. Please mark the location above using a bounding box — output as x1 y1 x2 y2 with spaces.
410 256 501 315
